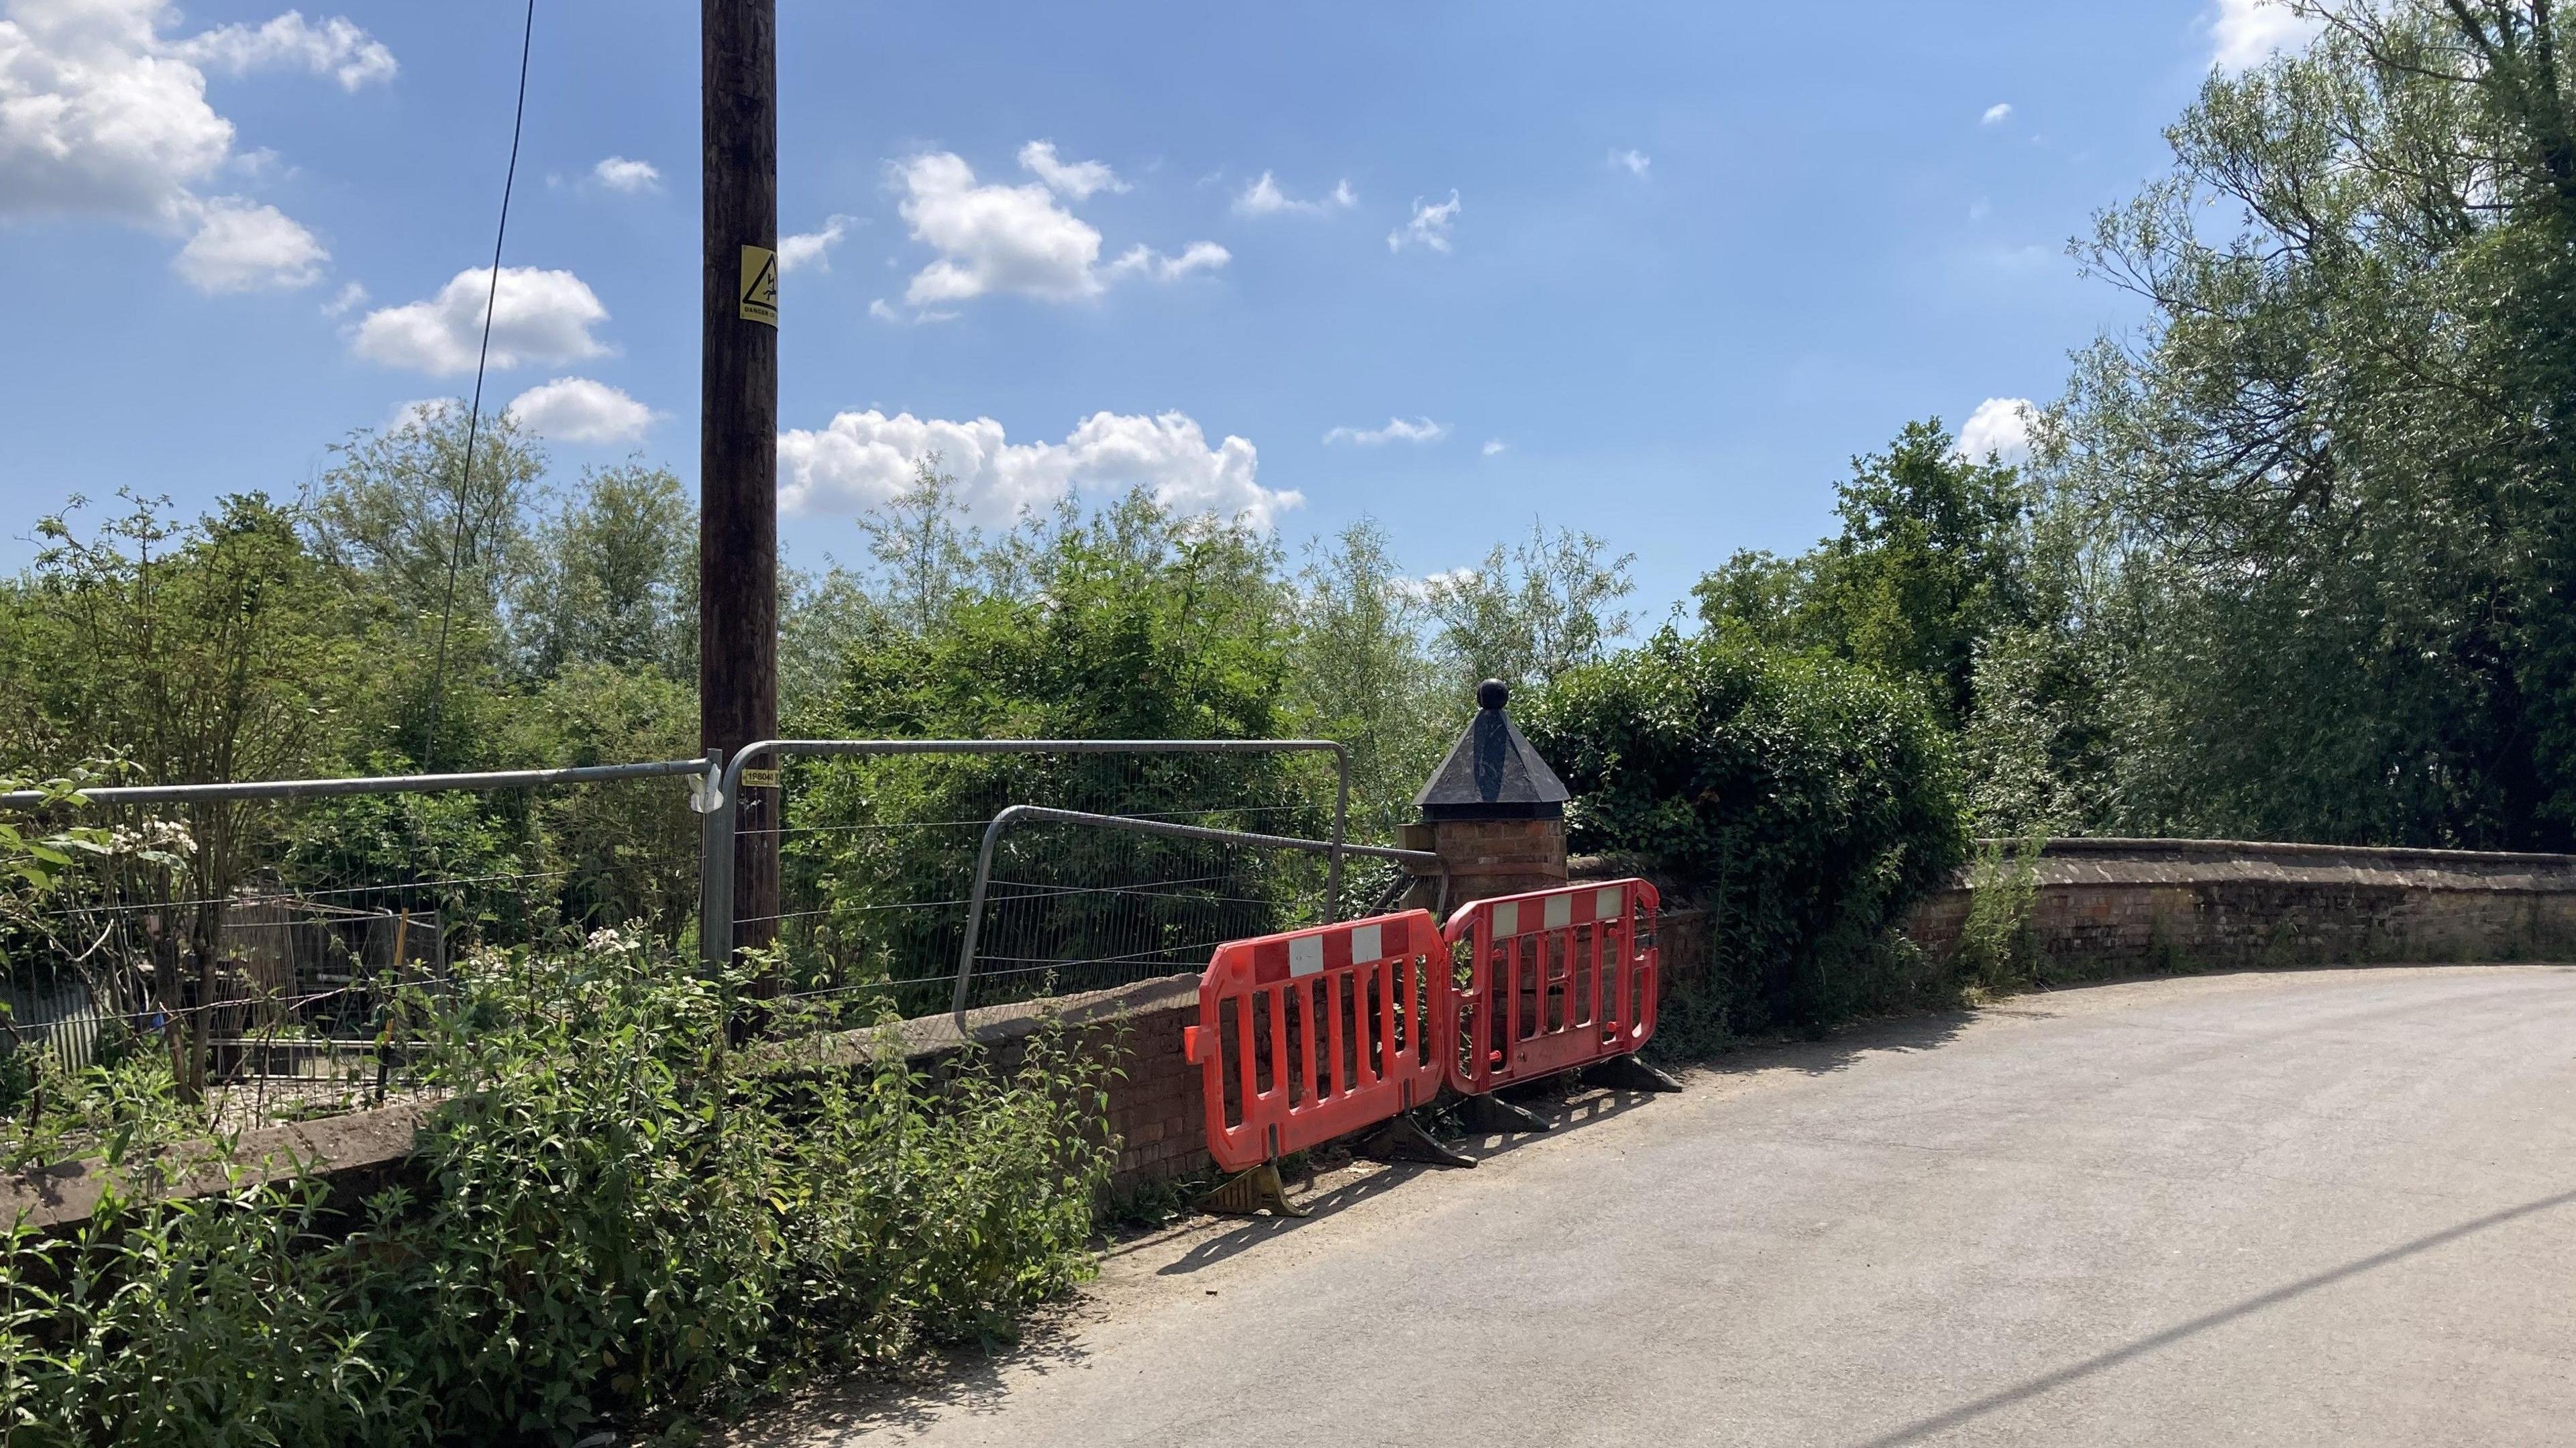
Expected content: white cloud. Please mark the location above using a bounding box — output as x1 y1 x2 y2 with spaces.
321 279 367 315
868 296 954 326
230 146 287 181
777 408 1299 528
506 376 656 445
1233 170 1356 217
1481 439 1506 457
590 156 660 194
0 1 386 287
779 214 853 273
890 148 1227 313
1981 103 2012 125
1388 190 1460 254
352 266 611 375
2209 0 2322 72
1957 397 2036 465
0 1 232 224
172 196 324 292
895 150 1106 305
170 11 396 91
1104 240 1230 282
1324 416 1448 447
1018 140 1126 201
1608 148 1650 177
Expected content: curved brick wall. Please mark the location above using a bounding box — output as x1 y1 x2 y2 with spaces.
1901 838 2576 973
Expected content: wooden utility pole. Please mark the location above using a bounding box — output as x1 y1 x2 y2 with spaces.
700 0 780 962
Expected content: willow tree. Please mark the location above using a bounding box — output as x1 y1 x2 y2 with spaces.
2032 0 2576 847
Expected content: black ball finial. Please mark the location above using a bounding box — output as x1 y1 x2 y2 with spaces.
1477 678 1509 711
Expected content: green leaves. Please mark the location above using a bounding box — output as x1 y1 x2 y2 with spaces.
1694 419 2035 732
2037 2 2576 848
0 932 1116 1445
1527 629 1967 1036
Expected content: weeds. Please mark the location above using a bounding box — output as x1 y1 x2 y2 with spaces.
1 928 1117 1445
2 1029 201 1175
1954 832 2044 991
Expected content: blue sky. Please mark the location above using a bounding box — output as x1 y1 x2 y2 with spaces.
0 0 2318 616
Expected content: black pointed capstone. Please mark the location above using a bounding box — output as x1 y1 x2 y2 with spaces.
1414 679 1571 821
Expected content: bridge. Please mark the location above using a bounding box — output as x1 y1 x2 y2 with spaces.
742 964 2576 1446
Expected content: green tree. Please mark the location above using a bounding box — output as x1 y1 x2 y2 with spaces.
779 561 881 729
1285 519 1446 833
1424 522 1637 694
519 461 694 681
303 404 548 769
1696 419 2033 728
857 457 982 638
2037 0 2576 846
1690 547 1811 651
828 492 1291 742
504 663 702 939
2 492 362 1097
786 493 1305 1003
303 403 546 635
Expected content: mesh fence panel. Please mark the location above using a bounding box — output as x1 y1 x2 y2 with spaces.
742 746 1360 1048
1 766 705 1149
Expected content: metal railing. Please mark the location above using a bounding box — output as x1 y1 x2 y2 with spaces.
0 758 713 811
950 804 1441 1026
700 738 1353 973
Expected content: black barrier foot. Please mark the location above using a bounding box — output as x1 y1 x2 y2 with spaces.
1197 1162 1308 1218
1458 1093 1552 1134
1586 1054 1684 1094
1358 1112 1477 1170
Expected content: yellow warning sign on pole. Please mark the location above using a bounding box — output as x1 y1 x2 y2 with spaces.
738 244 778 325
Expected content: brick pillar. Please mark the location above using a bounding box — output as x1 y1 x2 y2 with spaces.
1399 817 1568 912
1401 679 1572 915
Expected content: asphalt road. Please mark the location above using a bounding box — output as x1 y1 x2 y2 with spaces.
752 966 2576 1447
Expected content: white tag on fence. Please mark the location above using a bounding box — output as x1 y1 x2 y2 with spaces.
1597 887 1623 919
1349 923 1382 962
1544 893 1572 930
1289 934 1326 978
1492 901 1519 938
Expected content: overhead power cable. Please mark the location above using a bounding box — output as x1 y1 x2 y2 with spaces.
421 0 539 772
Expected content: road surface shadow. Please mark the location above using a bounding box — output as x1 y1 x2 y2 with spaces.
710 1307 1097 1445
1153 1083 1666 1276
1153 1004 2025 1281
1849 1183 2576 1447
1657 1005 1985 1083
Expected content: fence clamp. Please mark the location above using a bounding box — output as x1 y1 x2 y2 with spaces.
688 768 726 814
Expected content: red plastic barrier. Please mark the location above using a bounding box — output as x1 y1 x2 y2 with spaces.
1181 911 1450 1173
1444 879 1659 1096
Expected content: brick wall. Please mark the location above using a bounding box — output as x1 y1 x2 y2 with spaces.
1089 995 1205 1195
1900 838 2576 974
